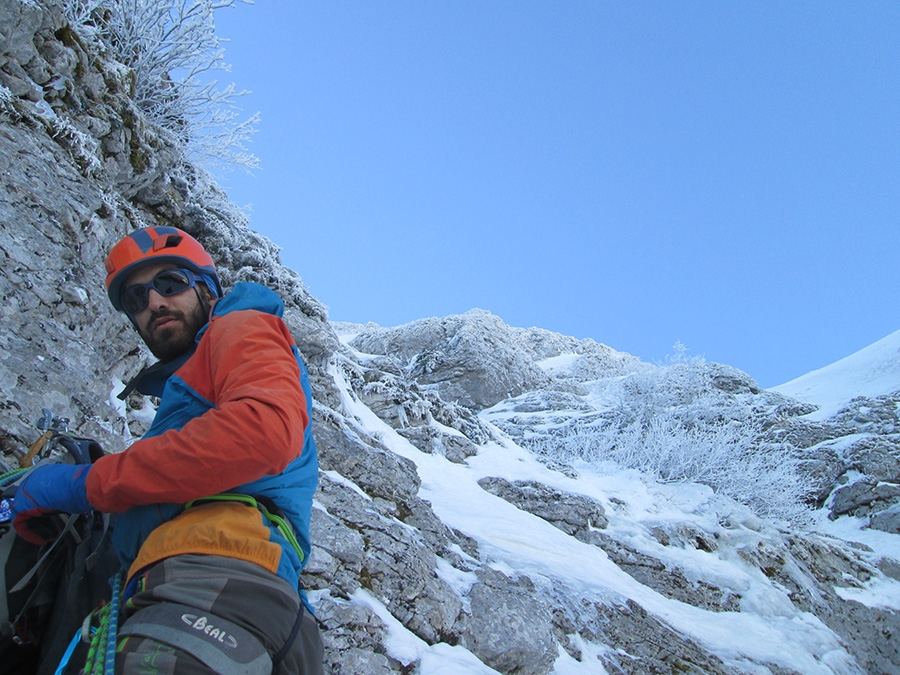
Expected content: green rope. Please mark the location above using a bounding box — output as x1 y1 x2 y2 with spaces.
82 571 124 675
83 603 108 675
0 467 30 486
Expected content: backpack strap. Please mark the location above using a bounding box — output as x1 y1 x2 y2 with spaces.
271 601 304 667
0 526 15 636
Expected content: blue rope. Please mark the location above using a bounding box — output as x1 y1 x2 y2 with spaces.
104 571 124 674
54 627 83 675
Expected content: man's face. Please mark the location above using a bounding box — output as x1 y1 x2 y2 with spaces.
124 262 210 362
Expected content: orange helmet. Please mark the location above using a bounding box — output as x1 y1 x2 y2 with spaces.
105 226 222 312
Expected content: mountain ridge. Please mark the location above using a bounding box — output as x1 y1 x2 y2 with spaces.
774 328 900 420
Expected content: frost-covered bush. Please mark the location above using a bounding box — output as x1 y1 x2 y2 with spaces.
594 349 772 429
540 415 813 525
62 0 257 170
530 356 814 526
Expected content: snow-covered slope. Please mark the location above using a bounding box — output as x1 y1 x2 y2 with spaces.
331 359 872 675
335 314 900 675
773 329 900 420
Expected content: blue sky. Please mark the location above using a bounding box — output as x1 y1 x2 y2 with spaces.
211 2 900 388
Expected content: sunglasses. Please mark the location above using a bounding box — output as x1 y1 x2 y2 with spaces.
121 268 197 316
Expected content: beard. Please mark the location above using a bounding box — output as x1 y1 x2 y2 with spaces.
138 298 209 362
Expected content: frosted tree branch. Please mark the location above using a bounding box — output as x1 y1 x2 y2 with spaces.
62 0 258 170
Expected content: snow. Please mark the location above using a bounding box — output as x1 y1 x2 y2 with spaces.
352 589 503 674
434 556 478 602
834 575 900 612
328 361 874 675
332 322 364 345
536 353 581 376
552 635 612 675
816 511 900 579
109 378 156 440
108 378 128 419
772 328 900 419
320 469 371 501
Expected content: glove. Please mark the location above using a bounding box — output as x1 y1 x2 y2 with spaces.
11 464 93 545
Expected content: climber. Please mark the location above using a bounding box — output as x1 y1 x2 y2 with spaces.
11 226 323 674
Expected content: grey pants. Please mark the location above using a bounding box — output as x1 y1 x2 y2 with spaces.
116 555 324 675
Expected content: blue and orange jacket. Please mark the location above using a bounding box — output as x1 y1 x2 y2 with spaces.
85 282 318 591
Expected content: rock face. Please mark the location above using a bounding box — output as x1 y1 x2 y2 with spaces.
477 477 609 536
348 311 640 410
2 3 900 674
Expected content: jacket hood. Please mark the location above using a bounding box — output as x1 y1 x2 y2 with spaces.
120 282 285 398
211 281 284 320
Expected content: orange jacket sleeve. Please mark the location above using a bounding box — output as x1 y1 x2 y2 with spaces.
86 310 309 512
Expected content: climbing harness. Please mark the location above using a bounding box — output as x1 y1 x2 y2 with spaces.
183 493 314 664
185 492 306 564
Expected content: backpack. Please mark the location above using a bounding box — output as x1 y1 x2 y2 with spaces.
0 435 119 675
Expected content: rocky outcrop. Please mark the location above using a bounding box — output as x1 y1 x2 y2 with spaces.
347 310 642 410
348 310 558 410
477 477 609 536
457 567 557 675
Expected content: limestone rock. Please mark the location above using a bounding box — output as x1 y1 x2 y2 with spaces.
868 505 900 534
456 567 557 675
350 310 555 409
477 476 608 535
830 480 900 519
